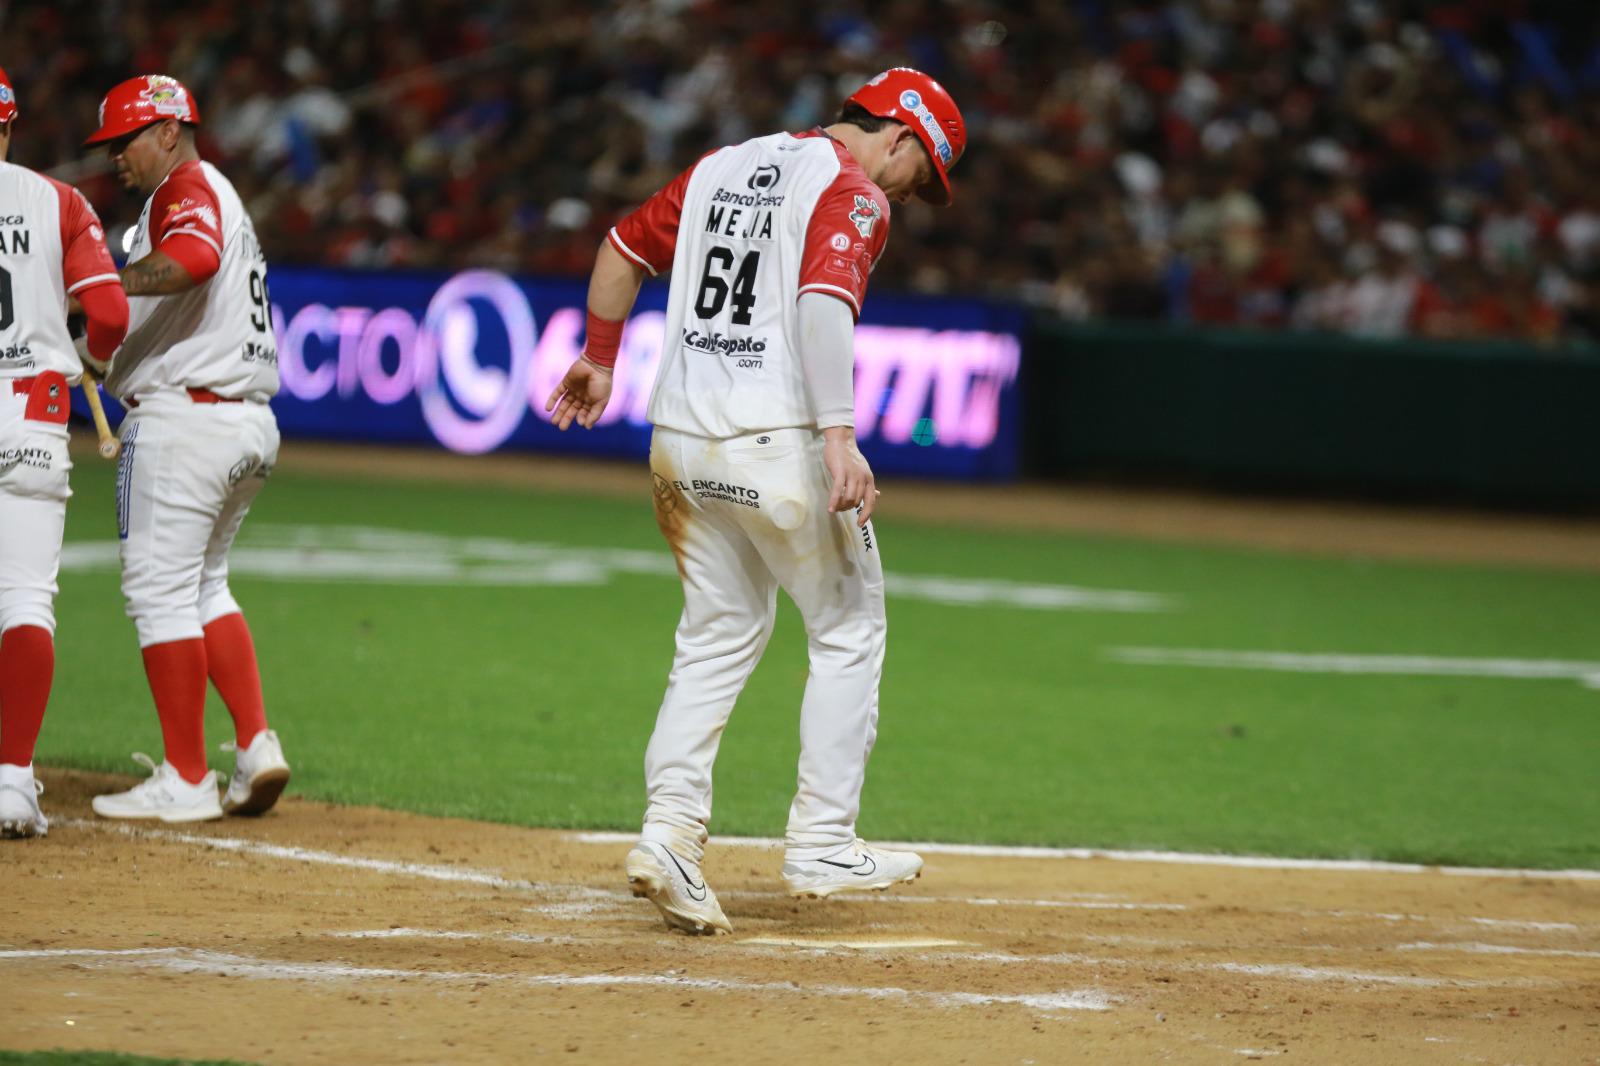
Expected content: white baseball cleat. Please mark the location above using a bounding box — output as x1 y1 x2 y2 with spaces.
0 763 48 839
220 729 291 816
91 753 223 823
782 839 924 898
626 841 732 935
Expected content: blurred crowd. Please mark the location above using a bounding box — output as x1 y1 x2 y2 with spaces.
6 0 1600 346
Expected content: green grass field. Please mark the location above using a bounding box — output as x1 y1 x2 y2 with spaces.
39 457 1600 870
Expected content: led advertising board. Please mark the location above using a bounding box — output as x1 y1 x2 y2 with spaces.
150 267 1023 479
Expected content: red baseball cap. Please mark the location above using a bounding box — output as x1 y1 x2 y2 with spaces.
0 66 17 124
845 68 967 205
84 74 200 146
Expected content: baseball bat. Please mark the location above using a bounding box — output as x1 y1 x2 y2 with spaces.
80 376 119 459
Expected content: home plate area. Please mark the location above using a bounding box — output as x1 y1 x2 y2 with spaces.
5 772 1596 1065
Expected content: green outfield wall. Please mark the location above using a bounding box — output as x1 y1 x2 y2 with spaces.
1024 321 1600 506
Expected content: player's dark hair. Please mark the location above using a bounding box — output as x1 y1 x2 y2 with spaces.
834 103 895 132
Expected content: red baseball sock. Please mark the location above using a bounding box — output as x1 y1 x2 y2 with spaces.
0 625 54 767
141 638 209 784
203 612 268 748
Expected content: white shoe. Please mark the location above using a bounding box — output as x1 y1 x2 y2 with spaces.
91 753 223 822
0 764 48 839
220 729 290 816
625 841 732 935
783 839 924 898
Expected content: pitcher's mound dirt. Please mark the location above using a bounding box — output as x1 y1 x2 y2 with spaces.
5 771 1597 1064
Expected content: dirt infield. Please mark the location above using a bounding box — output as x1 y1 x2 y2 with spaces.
6 771 1597 1065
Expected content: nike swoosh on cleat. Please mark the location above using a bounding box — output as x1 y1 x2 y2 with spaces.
664 849 709 901
817 853 878 877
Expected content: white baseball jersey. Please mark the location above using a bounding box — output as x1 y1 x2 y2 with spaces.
608 130 891 440
108 160 279 403
0 161 120 379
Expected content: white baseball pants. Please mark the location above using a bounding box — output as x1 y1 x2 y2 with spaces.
0 383 71 635
642 426 887 861
115 393 279 648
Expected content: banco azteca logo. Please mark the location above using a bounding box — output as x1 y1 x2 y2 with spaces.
747 164 781 191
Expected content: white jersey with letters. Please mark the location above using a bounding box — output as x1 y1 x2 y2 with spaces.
608 130 890 440
0 161 120 380
1 160 118 649
108 160 278 404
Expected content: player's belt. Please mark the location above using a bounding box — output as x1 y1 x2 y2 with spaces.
185 387 243 404
124 388 245 408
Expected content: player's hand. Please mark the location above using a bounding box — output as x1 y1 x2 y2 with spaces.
823 428 877 528
544 355 614 430
73 334 110 379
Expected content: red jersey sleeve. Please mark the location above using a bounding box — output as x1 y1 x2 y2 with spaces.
607 156 705 277
149 161 225 274
798 173 890 320
160 232 222 282
48 178 120 296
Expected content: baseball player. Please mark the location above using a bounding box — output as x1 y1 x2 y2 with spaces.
547 69 966 933
79 75 290 823
0 67 129 838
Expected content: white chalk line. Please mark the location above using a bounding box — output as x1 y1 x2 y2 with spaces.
1396 942 1600 960
1107 646 1600 689
1310 911 1586 933
0 943 1554 993
329 928 582 945
0 948 171 960
333 929 971 951
1465 917 1580 932
963 896 1186 911
62 525 1175 614
721 890 1188 912
569 830 1600 881
0 946 1113 1014
1081 931 1599 957
59 821 1190 915
523 899 652 922
305 929 1568 991
69 821 1599 943
741 936 969 950
65 819 609 900
73 821 1194 919
916 948 1551 989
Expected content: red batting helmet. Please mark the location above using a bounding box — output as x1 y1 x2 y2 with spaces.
83 74 200 146
846 67 966 206
0 66 17 124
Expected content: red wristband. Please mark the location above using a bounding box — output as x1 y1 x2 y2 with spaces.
583 309 625 369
